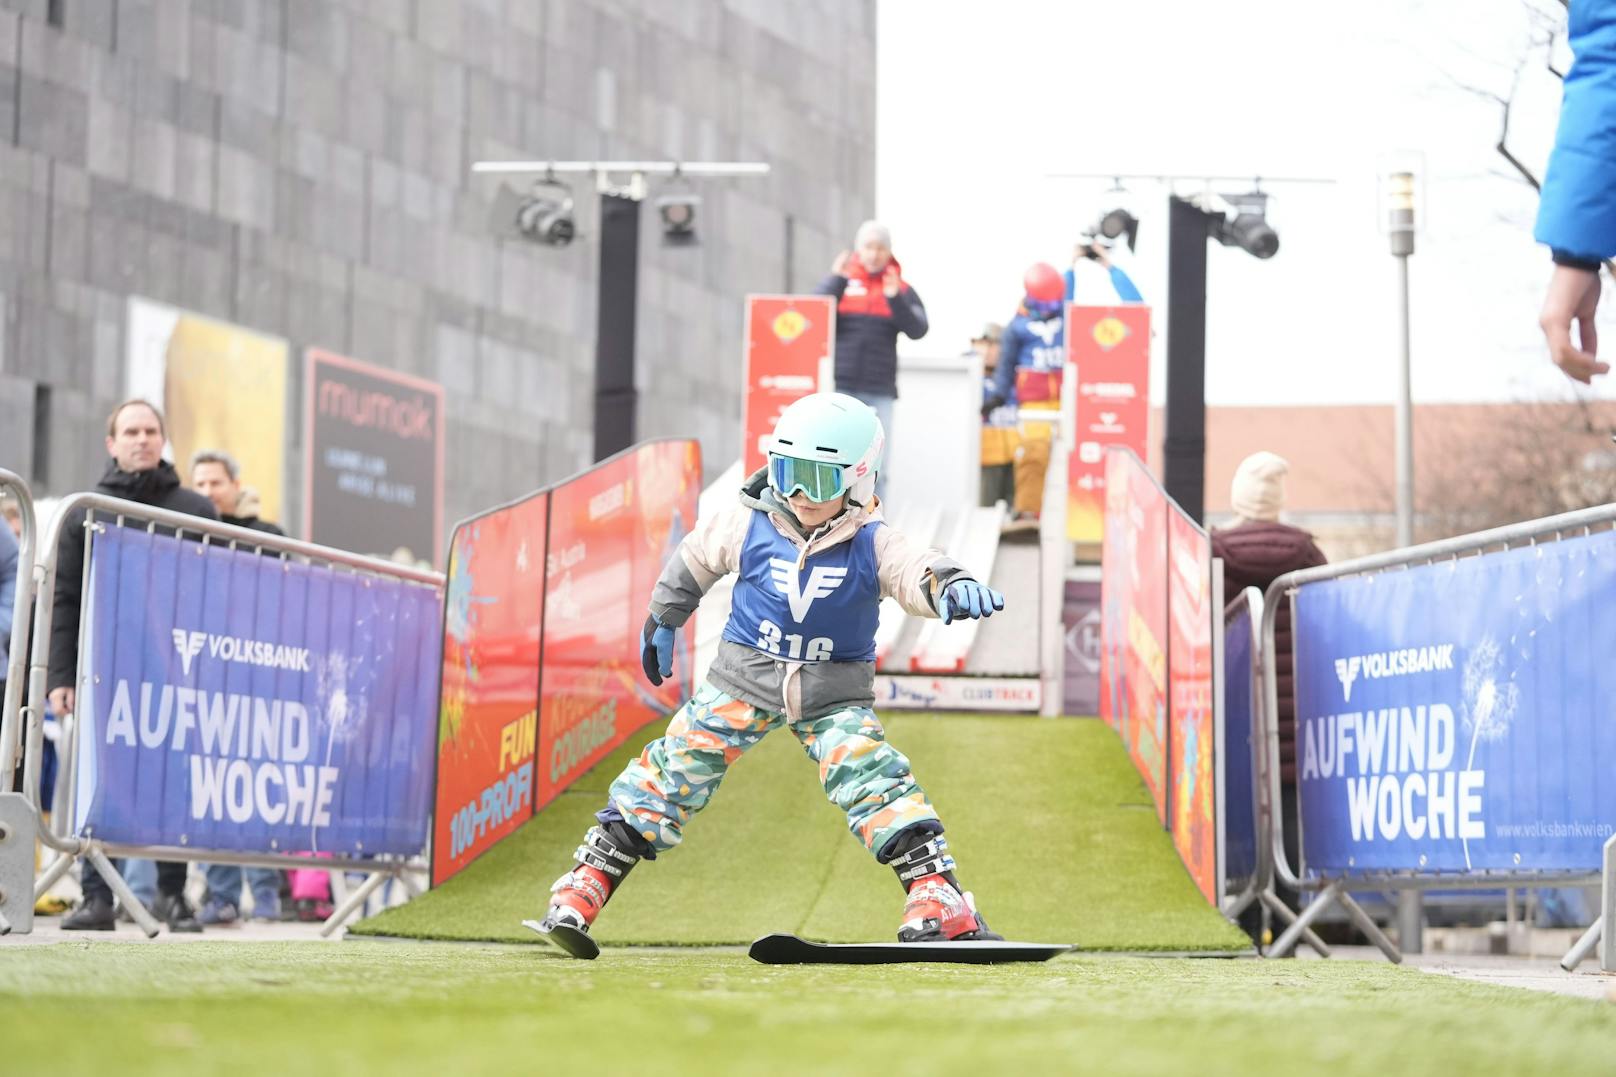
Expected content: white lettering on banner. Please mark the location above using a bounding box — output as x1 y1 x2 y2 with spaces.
1080 382 1137 398
171 628 312 675
588 483 628 521
189 755 338 828
1332 644 1455 703
107 681 312 762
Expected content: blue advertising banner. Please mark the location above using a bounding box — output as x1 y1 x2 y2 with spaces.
74 524 443 855
1223 600 1258 887
1294 530 1616 875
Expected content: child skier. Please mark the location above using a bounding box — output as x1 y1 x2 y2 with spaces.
535 392 1006 952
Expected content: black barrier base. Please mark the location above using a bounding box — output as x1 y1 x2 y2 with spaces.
522 918 601 960
748 933 1072 965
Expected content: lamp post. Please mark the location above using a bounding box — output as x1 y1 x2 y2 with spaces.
1386 170 1416 549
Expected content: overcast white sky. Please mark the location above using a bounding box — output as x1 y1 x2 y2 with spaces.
876 0 1614 407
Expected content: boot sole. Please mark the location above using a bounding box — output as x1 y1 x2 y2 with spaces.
521 918 600 960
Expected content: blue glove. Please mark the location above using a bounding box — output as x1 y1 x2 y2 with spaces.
640 614 676 686
938 579 1005 625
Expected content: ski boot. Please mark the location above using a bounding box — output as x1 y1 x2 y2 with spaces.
886 832 1002 942
527 824 645 959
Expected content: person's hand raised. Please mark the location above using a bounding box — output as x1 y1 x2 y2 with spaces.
831 250 853 277
883 265 901 298
1541 264 1609 384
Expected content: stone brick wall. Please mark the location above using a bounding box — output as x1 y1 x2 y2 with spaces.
0 0 876 544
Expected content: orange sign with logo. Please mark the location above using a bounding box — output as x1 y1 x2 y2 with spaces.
1067 304 1151 543
742 295 834 476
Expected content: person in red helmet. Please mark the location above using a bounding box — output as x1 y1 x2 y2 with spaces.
984 263 1067 527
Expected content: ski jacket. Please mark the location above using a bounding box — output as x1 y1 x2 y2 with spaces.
1535 0 1616 261
993 309 1065 407
816 257 929 398
648 470 974 720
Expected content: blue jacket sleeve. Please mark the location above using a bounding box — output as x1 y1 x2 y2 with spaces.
1534 1 1616 260
1109 265 1143 302
993 321 1023 401
1063 267 1077 302
0 524 16 662
814 274 848 298
889 284 928 340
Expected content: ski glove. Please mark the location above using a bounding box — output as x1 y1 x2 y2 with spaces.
938 579 1005 625
640 614 676 686
981 394 1006 420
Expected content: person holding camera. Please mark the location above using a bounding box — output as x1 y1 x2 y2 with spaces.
1065 239 1144 305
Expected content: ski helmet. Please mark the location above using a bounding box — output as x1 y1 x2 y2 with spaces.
767 392 885 506
1023 262 1064 303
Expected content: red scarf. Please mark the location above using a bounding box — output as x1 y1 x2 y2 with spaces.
836 257 905 319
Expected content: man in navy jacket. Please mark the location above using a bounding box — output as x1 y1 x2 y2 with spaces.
1536 0 1616 384
816 221 928 499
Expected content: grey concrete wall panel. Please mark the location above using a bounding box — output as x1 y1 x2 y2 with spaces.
4 0 875 549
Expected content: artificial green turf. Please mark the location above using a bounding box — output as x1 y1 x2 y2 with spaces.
4 942 1615 1076
353 714 1249 951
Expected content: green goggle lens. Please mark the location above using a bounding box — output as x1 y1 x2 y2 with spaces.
769 454 846 503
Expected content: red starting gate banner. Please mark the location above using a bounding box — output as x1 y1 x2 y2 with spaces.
1067 305 1150 544
742 295 834 476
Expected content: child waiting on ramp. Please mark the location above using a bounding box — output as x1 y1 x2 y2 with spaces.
533 392 1007 957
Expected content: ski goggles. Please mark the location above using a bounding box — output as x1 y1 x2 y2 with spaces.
769 454 846 503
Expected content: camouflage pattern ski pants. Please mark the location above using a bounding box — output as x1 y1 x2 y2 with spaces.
607 681 939 857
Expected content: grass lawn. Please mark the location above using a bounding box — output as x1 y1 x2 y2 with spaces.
4 942 1615 1076
354 713 1249 951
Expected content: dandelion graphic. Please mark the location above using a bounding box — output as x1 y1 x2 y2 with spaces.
1459 635 1519 871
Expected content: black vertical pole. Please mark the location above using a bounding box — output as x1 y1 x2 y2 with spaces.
593 192 640 461
1164 195 1210 523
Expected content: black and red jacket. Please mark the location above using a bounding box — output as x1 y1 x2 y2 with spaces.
814 257 928 398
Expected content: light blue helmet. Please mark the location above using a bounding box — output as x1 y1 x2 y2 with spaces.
767 392 885 506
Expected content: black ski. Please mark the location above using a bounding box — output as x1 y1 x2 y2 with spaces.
748 933 1071 965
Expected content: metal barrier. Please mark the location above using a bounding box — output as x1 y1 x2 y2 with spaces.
1218 586 1329 957
1260 503 1616 964
0 469 40 935
17 492 444 937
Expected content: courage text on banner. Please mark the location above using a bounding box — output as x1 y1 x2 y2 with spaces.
537 440 701 809
77 525 442 856
1293 529 1616 875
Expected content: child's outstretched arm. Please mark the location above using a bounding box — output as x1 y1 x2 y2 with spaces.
641 504 749 684
874 526 1006 623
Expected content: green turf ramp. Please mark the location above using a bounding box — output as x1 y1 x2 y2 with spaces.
352 714 1250 951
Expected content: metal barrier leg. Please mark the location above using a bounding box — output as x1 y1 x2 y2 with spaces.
1340 890 1402 964
1223 888 1258 920
1560 916 1601 972
397 871 424 900
319 870 389 938
83 847 162 939
33 852 74 901
1268 884 1341 959
0 908 10 934
1260 890 1330 958
1396 892 1423 954
1602 835 1616 973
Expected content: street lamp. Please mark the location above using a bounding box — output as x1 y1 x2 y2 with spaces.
1385 168 1418 549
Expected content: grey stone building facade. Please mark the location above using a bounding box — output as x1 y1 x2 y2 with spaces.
0 0 876 547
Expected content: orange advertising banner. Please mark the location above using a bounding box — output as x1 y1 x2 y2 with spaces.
742 295 834 476
432 493 548 886
535 440 701 809
1066 305 1150 543
1168 506 1217 905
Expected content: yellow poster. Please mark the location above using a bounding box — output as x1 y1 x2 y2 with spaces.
126 299 288 526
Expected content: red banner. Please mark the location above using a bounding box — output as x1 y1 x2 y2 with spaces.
1099 448 1169 824
536 440 701 809
432 494 548 886
1168 507 1217 904
742 295 834 476
1066 305 1150 543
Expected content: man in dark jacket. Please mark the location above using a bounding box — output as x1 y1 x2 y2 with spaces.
1211 451 1326 933
56 399 218 932
815 220 928 500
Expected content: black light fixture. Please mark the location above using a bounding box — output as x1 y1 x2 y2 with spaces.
1212 191 1279 259
514 178 576 246
656 192 700 246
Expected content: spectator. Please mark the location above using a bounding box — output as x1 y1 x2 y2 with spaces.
0 515 15 730
987 263 1068 528
972 323 1017 508
1064 241 1144 304
1535 0 1615 385
57 399 218 933
1211 451 1326 936
2 495 20 539
189 450 288 925
816 220 929 500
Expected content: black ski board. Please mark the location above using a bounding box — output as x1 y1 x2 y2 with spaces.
748 933 1071 965
522 917 601 960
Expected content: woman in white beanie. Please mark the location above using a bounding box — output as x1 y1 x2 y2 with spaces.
1212 450 1326 941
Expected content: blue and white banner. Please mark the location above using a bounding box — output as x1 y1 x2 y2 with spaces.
75 525 442 856
1294 530 1616 876
1223 600 1259 888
